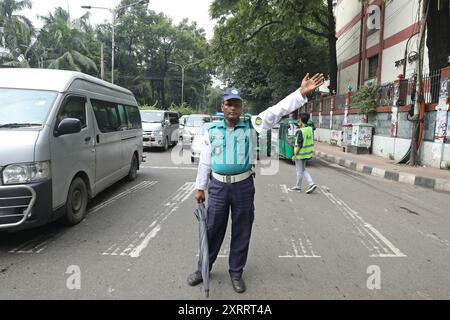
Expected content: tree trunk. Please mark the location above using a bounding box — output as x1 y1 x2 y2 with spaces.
411 0 430 166
426 0 449 102
327 0 338 94
426 0 450 72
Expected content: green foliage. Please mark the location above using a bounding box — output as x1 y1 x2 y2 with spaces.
168 104 195 116
210 0 331 114
352 83 379 115
140 104 160 110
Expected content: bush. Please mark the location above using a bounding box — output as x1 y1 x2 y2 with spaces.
140 104 160 110
352 83 379 117
168 103 195 116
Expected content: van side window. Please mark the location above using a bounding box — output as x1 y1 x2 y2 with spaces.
91 99 120 132
125 106 142 129
56 96 87 128
117 105 130 130
170 113 179 124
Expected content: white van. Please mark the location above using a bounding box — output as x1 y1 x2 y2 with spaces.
140 110 179 150
0 68 143 231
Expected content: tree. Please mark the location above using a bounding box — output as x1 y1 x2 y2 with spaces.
352 83 379 122
0 0 35 66
209 0 329 113
36 7 98 74
210 0 336 94
105 1 211 108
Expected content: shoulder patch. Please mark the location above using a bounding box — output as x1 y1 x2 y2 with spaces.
255 117 263 126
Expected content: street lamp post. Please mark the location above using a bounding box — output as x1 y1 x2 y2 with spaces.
81 0 148 84
168 59 204 106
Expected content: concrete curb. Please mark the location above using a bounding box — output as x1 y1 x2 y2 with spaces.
314 151 450 193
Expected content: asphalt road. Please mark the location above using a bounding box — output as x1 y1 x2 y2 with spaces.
1 143 449 300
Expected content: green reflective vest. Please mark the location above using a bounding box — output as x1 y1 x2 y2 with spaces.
295 126 314 160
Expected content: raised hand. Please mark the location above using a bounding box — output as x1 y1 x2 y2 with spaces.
300 73 325 96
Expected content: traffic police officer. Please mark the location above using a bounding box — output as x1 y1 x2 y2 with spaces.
188 73 324 293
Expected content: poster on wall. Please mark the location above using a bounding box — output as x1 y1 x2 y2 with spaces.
435 110 448 141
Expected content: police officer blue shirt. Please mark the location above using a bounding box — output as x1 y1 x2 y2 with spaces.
195 88 308 191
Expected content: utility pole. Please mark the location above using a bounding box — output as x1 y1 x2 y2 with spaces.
168 59 205 106
81 0 148 84
100 43 104 80
410 0 430 166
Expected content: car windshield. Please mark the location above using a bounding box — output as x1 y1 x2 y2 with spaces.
197 122 212 135
186 116 211 127
140 111 164 123
0 88 58 127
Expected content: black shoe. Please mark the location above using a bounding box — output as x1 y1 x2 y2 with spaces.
306 184 317 194
230 276 246 293
187 271 203 286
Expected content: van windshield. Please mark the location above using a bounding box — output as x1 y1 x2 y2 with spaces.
140 111 164 123
186 116 211 127
0 89 58 127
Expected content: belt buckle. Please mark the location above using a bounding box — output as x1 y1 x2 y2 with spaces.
226 176 232 184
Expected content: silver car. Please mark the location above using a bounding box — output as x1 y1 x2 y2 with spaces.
182 114 212 148
140 110 179 150
0 68 143 231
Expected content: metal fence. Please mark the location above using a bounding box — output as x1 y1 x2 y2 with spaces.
297 70 442 116
335 94 347 110
322 96 332 112
378 82 394 106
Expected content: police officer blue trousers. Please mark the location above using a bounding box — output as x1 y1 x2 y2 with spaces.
197 175 255 279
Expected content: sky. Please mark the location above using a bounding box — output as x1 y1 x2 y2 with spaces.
20 0 216 39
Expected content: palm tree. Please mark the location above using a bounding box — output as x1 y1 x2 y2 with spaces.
37 7 98 74
0 0 35 66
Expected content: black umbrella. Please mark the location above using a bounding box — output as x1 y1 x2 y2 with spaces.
194 203 209 297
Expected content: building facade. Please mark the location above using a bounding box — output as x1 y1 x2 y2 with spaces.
336 0 429 94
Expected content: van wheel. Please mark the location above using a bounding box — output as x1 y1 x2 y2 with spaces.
127 154 138 181
163 137 169 151
61 177 88 226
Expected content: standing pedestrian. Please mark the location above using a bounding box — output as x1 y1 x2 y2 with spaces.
188 73 324 293
288 113 317 194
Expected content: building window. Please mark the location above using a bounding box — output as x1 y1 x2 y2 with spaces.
368 55 378 79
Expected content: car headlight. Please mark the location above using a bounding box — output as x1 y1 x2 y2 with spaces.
153 130 162 136
2 161 51 185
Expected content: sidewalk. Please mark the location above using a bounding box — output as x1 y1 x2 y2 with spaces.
313 141 450 193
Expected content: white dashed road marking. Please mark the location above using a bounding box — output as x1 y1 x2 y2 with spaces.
321 185 406 258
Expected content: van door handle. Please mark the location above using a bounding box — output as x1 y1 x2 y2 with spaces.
84 136 91 142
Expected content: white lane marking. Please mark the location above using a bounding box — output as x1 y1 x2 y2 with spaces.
268 185 320 258
89 181 158 214
8 181 158 255
321 186 406 258
140 166 197 170
8 233 59 254
103 182 195 258
279 236 321 258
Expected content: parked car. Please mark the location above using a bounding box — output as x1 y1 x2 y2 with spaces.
182 114 212 148
190 122 213 163
140 110 179 150
212 112 224 122
0 68 143 231
179 115 188 140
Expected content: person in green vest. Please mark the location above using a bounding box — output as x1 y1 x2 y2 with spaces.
288 113 317 194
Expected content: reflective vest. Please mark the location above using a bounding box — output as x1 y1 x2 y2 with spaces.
208 119 255 175
295 126 314 160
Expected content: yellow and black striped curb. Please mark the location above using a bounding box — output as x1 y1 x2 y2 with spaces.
314 151 450 193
